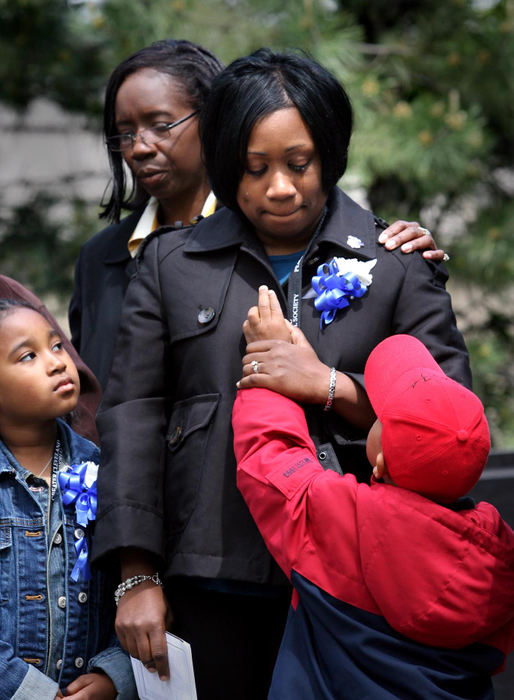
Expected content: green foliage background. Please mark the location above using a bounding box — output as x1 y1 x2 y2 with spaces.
0 0 512 445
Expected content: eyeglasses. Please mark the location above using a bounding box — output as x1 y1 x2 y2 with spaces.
106 110 198 152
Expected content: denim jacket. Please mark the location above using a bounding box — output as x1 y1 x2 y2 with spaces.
0 419 136 700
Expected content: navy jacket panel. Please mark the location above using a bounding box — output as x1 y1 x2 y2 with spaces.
269 573 500 700
94 187 471 584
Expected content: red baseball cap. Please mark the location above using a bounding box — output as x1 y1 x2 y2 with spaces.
364 334 490 503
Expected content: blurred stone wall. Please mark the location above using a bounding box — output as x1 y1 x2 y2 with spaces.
0 98 108 211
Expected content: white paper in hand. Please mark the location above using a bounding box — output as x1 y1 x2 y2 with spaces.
130 632 197 700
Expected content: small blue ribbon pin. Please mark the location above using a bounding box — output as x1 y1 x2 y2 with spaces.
72 535 91 582
312 258 368 328
59 463 98 581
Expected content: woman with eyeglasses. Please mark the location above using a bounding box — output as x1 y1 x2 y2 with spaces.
70 39 445 391
69 40 223 389
92 48 469 700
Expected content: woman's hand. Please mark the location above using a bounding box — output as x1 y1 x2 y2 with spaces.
115 581 172 681
238 327 374 429
378 220 447 261
116 548 172 681
239 327 328 404
240 285 317 401
63 673 116 699
240 286 325 403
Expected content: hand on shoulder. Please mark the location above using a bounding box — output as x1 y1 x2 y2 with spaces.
379 220 447 261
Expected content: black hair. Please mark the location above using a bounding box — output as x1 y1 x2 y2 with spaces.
101 39 224 223
201 47 353 213
0 298 39 323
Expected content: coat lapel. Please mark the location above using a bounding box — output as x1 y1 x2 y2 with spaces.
102 209 145 266
314 188 378 261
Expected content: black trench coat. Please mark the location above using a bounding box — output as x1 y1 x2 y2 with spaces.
93 187 471 584
69 208 143 390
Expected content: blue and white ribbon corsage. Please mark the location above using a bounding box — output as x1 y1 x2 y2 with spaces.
306 256 377 328
58 461 98 581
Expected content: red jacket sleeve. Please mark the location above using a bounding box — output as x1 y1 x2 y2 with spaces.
232 388 375 611
233 387 325 579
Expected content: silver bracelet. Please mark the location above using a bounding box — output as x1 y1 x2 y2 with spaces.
323 367 337 412
114 572 163 606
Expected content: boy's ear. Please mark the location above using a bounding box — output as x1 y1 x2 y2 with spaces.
372 451 386 480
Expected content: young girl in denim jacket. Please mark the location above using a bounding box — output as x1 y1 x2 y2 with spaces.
0 299 136 699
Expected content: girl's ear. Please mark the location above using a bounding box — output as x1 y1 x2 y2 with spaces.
372 451 386 480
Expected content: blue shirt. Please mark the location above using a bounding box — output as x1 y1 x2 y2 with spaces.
269 250 306 285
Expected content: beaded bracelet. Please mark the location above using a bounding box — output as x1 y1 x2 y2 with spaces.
114 572 163 606
323 367 337 412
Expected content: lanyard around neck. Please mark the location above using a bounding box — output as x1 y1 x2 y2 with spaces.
286 207 327 327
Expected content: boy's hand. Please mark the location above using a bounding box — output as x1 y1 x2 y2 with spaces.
243 286 292 344
63 672 116 699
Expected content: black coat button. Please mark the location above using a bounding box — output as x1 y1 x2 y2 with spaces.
198 306 215 325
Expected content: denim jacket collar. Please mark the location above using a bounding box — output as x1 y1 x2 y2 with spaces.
0 418 98 478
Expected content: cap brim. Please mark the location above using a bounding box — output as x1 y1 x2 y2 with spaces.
364 334 444 419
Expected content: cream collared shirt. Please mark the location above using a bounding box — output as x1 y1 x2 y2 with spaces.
128 191 217 257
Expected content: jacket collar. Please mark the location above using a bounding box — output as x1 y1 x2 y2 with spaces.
58 418 99 465
0 419 99 477
184 205 250 253
0 441 16 476
183 187 378 260
102 208 147 264
309 188 377 260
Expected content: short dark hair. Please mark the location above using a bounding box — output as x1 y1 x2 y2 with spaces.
201 47 353 213
0 298 38 324
101 39 224 222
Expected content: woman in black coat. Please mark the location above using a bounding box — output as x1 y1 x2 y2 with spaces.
69 40 223 389
93 49 468 699
70 41 445 390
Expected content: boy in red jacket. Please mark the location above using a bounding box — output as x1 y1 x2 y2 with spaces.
233 286 514 699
